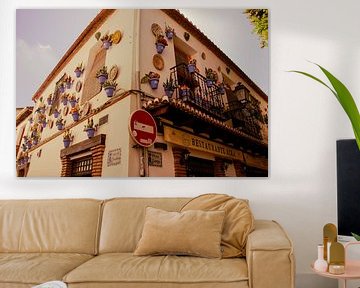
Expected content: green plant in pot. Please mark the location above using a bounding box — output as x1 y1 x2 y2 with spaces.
103 80 117 97
163 77 177 97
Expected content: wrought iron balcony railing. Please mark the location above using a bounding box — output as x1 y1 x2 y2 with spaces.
169 63 226 120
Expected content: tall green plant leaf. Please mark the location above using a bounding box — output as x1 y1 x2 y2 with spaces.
290 64 360 150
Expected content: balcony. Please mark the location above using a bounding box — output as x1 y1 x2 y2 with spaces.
169 63 226 120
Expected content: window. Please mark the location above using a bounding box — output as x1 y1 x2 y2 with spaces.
71 156 93 177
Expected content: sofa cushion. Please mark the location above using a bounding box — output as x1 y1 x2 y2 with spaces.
181 194 254 258
134 207 225 258
63 253 248 285
0 199 102 254
99 198 190 253
0 253 93 285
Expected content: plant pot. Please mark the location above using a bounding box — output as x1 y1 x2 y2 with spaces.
40 107 46 114
180 88 191 101
69 100 77 108
156 43 165 54
102 40 112 50
149 78 159 89
74 70 82 78
62 99 68 106
26 142 32 149
54 111 60 118
97 74 108 85
57 124 64 131
164 89 174 97
86 128 95 139
66 82 72 89
41 121 47 128
104 86 115 97
28 118 33 124
59 86 65 93
188 64 196 73
72 112 79 122
165 31 174 40
63 139 71 148
206 79 214 88
33 139 38 146
47 99 52 105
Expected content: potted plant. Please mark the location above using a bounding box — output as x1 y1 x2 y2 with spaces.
217 83 226 94
101 34 112 50
53 108 60 119
61 94 68 106
70 105 80 122
37 114 47 128
188 58 197 73
28 117 33 124
58 82 65 93
179 84 191 100
155 35 168 54
46 94 53 105
63 129 73 148
165 24 175 40
205 68 216 88
163 77 177 97
21 143 27 152
141 71 161 89
74 63 84 78
68 94 78 108
84 118 97 139
64 76 74 89
103 80 117 97
96 66 108 85
56 117 65 130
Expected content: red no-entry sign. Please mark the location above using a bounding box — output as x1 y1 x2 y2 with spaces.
129 110 157 147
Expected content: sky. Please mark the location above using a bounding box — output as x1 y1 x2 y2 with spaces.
16 9 269 108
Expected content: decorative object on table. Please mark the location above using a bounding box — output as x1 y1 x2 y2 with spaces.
188 58 197 73
103 80 117 97
163 76 177 97
314 244 328 272
46 94 53 105
205 67 217 88
141 71 160 89
64 75 74 89
111 30 122 44
328 242 345 274
184 31 190 41
84 118 97 139
74 63 84 78
62 129 73 148
61 94 68 106
56 117 65 131
82 102 91 116
109 65 119 81
70 105 80 122
290 63 360 150
68 94 78 108
75 80 82 93
323 223 337 262
164 23 175 40
152 54 164 71
155 35 168 54
96 66 108 85
100 33 112 50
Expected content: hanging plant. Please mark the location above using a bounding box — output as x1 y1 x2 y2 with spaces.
155 35 168 54
179 84 191 100
205 68 217 88
56 117 65 130
165 24 175 40
96 66 108 85
64 76 74 89
163 76 177 97
70 105 80 122
188 58 197 73
83 118 98 139
63 129 73 148
103 80 117 97
68 94 78 108
58 82 65 93
46 94 53 105
101 34 113 50
74 63 84 78
141 71 160 89
61 94 68 106
53 108 60 119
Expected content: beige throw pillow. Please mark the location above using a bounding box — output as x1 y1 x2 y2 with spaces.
134 207 225 258
181 194 254 258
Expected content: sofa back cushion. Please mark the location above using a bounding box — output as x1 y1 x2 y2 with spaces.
99 198 189 253
0 199 102 254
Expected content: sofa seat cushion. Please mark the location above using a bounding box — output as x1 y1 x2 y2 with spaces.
0 253 93 285
64 253 248 286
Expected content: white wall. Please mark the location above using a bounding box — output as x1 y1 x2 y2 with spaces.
2 1 360 288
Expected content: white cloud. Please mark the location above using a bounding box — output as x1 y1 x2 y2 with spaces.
16 38 59 107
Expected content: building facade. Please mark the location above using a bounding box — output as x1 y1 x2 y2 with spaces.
16 9 268 177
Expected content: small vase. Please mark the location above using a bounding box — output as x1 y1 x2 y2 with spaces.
156 43 165 54
75 70 82 78
104 86 115 97
63 139 71 148
314 244 328 272
166 31 174 40
188 64 196 73
86 128 95 139
97 74 108 85
149 78 159 89
54 111 60 118
66 82 72 89
57 124 63 131
72 112 79 122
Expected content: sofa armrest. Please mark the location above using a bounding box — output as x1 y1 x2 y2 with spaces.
246 220 295 288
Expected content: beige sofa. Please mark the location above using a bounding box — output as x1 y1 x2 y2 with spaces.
0 198 295 288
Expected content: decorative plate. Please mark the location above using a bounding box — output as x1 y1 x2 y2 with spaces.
111 30 122 44
63 106 69 116
151 23 164 37
201 52 206 60
153 54 164 71
82 102 91 116
76 81 82 92
109 65 119 80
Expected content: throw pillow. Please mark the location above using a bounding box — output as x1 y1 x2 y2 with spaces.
181 193 254 258
134 207 225 258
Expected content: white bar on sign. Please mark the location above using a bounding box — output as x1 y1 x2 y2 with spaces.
134 121 154 134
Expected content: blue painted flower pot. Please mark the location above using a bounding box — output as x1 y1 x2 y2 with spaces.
164 89 174 97
188 64 196 73
59 86 65 93
75 70 82 78
97 74 108 85
105 86 115 97
47 99 52 105
86 128 95 139
63 139 71 148
180 88 191 100
69 100 77 108
66 82 72 89
156 43 165 54
54 111 60 118
33 139 38 146
206 79 214 88
42 121 47 128
26 142 32 149
72 112 79 122
149 78 159 89
166 31 174 40
57 124 63 131
62 99 68 106
40 107 46 114
103 40 111 50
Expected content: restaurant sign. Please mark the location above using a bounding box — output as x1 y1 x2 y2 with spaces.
164 126 244 161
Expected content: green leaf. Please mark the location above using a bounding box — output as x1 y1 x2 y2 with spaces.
290 64 360 150
351 232 360 241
